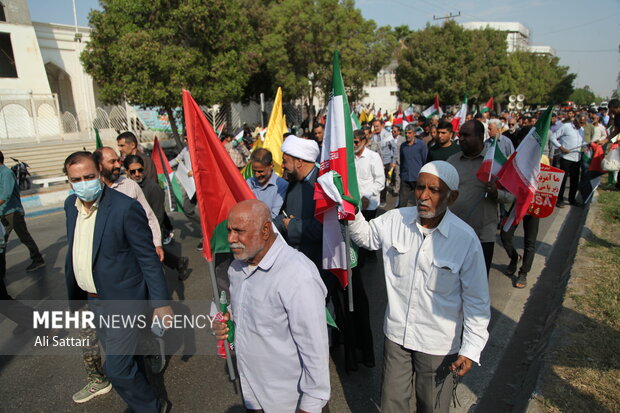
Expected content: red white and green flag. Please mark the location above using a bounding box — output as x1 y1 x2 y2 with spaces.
476 138 508 183
422 95 444 118
314 51 360 288
152 136 185 213
183 90 256 261
497 106 553 231
452 95 468 133
481 97 494 113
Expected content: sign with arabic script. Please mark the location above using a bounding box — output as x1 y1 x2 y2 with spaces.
528 164 565 218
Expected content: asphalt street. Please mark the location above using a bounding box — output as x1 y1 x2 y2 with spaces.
0 194 583 413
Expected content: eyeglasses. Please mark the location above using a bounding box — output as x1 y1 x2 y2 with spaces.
129 168 143 175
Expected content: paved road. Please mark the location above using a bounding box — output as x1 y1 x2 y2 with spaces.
0 196 582 412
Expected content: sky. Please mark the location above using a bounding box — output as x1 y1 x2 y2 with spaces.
27 0 620 98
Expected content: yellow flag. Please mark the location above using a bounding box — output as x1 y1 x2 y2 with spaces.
260 87 286 176
359 109 367 123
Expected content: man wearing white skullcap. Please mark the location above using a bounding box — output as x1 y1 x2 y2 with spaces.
274 136 323 268
349 160 491 413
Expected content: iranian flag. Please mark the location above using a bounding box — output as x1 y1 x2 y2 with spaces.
152 136 184 212
481 97 494 113
476 138 507 182
422 95 444 118
404 106 415 122
452 95 468 133
314 51 360 288
497 106 553 231
182 90 256 261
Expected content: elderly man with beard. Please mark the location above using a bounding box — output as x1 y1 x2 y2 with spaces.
348 161 490 413
213 200 330 413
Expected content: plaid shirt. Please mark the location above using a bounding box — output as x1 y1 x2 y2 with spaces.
225 141 251 168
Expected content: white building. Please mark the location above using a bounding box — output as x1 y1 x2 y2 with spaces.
0 0 98 143
361 59 399 113
461 21 555 56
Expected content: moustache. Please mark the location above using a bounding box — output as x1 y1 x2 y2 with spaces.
229 243 245 250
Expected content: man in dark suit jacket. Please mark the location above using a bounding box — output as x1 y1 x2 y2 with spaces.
63 151 172 413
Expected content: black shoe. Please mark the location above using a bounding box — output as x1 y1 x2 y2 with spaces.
556 201 566 208
26 259 45 272
504 254 521 276
177 257 190 281
145 337 166 374
196 241 203 251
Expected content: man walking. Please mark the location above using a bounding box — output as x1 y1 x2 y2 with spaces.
245 148 288 218
214 200 330 413
349 161 490 413
0 151 44 271
550 115 584 207
398 124 428 207
116 131 157 183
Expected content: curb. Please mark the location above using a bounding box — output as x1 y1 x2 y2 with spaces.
21 188 71 216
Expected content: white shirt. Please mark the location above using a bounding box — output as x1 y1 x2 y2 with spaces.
591 124 607 143
349 207 490 363
355 147 385 211
110 176 162 247
550 123 584 162
229 235 330 412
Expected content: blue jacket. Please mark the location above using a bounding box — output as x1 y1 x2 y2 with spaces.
64 185 169 310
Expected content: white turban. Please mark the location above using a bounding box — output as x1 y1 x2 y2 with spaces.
281 135 320 162
419 161 459 191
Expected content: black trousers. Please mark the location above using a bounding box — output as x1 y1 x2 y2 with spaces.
1 211 42 261
500 215 540 275
162 248 180 270
398 181 416 208
0 250 36 328
558 158 580 204
481 241 494 277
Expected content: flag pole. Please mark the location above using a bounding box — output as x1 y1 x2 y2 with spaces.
207 259 237 383
485 138 497 199
155 139 175 211
343 220 354 312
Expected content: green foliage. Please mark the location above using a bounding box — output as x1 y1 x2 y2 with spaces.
260 0 396 105
396 21 511 105
570 86 602 106
81 0 253 108
507 51 574 104
396 21 576 106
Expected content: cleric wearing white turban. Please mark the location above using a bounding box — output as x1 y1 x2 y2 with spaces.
281 135 320 163
348 160 491 413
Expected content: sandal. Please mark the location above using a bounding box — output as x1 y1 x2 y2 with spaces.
514 273 527 289
504 254 522 276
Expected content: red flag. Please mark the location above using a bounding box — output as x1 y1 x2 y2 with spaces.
183 90 255 261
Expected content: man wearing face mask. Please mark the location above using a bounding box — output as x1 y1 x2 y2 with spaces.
63 151 172 413
348 161 490 413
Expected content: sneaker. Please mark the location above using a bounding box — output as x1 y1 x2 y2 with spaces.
177 256 190 281
26 259 45 272
196 241 203 251
72 380 112 403
163 232 174 245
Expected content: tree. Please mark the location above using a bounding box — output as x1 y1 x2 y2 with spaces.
260 0 396 121
395 20 511 105
569 86 601 106
506 51 575 105
81 0 253 148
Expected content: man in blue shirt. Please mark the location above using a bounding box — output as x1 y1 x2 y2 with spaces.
0 151 44 271
246 148 288 218
398 125 428 207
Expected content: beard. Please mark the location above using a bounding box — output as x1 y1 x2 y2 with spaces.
416 196 449 219
102 167 121 182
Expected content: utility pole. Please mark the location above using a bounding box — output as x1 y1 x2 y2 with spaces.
433 11 461 21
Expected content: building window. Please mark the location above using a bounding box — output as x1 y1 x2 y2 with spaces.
0 33 17 78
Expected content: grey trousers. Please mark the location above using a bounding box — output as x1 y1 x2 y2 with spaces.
381 337 457 413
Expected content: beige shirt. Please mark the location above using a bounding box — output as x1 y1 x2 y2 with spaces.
447 151 514 243
72 196 100 294
110 176 162 247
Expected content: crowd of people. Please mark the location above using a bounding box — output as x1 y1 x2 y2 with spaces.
0 97 619 413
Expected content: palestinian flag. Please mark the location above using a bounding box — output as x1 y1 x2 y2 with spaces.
152 137 184 213
481 97 494 114
422 95 444 118
216 122 225 139
452 95 468 133
497 106 553 231
476 138 507 183
183 90 256 261
314 51 360 288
